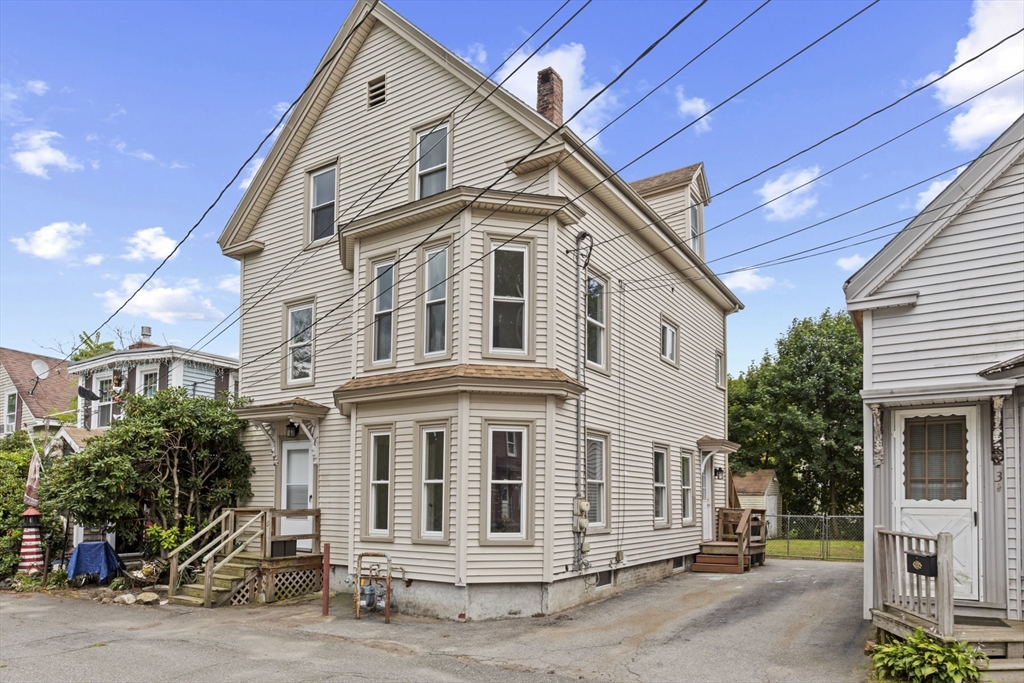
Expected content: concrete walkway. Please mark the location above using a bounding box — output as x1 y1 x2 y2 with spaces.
0 560 871 682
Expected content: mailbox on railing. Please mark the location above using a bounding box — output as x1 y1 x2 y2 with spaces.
906 550 938 577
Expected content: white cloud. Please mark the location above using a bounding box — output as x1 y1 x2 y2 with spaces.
836 254 867 272
239 157 264 190
84 253 105 266
496 43 618 147
723 269 778 293
168 161 187 170
9 129 83 178
675 85 711 133
97 274 223 324
112 138 155 161
25 80 49 96
271 101 291 118
105 105 126 121
459 42 488 70
217 274 240 294
756 166 822 221
926 0 1024 150
122 227 178 261
10 221 88 259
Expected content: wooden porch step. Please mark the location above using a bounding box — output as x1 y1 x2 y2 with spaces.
167 594 205 607
698 541 767 556
978 659 1024 683
691 562 745 574
180 582 232 601
695 554 750 565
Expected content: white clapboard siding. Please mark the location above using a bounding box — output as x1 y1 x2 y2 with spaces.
1007 390 1021 619
870 157 1024 389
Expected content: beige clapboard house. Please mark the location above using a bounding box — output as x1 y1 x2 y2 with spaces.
219 0 742 618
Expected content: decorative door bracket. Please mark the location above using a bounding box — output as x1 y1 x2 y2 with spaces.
871 404 884 468
992 396 1004 465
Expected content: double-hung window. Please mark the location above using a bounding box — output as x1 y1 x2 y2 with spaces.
416 124 448 199
369 431 391 534
715 352 725 388
661 320 677 363
141 370 159 397
586 275 606 367
680 451 693 522
287 304 314 383
310 168 336 242
372 261 394 363
421 428 446 537
97 378 113 428
586 436 606 527
653 448 667 523
4 393 16 433
491 245 527 353
489 426 525 537
689 201 702 254
424 247 447 356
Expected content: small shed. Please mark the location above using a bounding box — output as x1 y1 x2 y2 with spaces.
733 470 781 538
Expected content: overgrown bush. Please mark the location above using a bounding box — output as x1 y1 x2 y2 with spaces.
144 519 196 559
872 627 987 683
46 568 69 588
1 432 63 579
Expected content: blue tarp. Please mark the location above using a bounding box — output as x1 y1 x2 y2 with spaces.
67 542 125 583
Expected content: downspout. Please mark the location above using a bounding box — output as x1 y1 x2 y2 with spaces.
573 231 592 571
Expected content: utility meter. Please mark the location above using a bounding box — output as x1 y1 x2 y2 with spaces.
576 498 590 515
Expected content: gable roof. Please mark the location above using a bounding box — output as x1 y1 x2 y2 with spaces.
732 469 777 495
845 114 1024 304
629 162 711 204
0 347 77 420
217 0 741 313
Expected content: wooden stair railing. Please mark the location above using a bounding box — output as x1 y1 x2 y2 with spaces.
734 508 752 572
201 510 267 607
874 526 954 638
167 509 232 598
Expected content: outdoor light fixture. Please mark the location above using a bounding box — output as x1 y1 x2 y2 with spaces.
714 467 725 480
285 422 300 438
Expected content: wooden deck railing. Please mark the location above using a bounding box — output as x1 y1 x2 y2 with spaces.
874 526 954 637
717 507 754 571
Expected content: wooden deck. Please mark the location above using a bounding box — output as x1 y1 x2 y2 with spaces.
691 508 768 574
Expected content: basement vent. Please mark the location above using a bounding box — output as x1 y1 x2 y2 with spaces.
368 75 386 108
672 555 685 570
595 570 613 588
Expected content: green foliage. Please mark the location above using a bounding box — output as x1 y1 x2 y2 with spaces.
40 389 252 550
46 568 69 588
8 573 42 592
872 627 987 683
1 434 60 578
144 519 196 558
728 310 863 515
70 331 116 362
107 576 126 591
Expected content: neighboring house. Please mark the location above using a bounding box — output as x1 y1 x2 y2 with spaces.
845 115 1024 625
733 470 780 537
0 347 77 436
219 0 742 619
67 326 239 432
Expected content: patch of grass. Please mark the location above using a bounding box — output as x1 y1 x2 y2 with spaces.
766 538 864 560
87 643 107 648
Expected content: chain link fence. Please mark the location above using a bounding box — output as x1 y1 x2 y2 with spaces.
765 515 864 561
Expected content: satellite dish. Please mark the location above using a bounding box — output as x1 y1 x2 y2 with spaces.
31 359 50 380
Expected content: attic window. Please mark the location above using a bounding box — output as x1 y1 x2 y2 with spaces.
368 75 386 108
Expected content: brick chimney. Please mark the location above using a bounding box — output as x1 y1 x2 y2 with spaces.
536 67 563 126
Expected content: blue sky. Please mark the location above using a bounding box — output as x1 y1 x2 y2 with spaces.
1 0 1021 374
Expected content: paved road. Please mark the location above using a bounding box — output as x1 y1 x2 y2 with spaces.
1 560 871 682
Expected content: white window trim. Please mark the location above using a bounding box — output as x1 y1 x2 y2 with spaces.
489 243 529 355
286 303 314 385
95 373 114 429
715 351 726 389
585 435 607 529
660 319 678 365
368 431 392 535
4 392 17 433
423 246 448 357
680 450 694 524
415 123 449 200
139 365 160 398
586 273 608 371
487 425 527 540
653 447 668 525
421 427 446 538
689 195 703 256
372 260 395 364
309 167 336 243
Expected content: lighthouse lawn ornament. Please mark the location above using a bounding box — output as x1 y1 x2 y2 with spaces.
18 507 44 574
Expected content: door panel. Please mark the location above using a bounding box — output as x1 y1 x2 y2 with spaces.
899 506 977 599
281 443 313 552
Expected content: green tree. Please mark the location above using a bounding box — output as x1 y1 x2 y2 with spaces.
40 389 253 548
70 331 115 362
0 432 63 578
729 310 863 515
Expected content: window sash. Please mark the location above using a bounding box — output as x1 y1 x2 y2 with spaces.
5 393 15 427
311 169 336 242
369 433 391 533
287 305 313 382
422 428 446 536
373 262 394 363
424 247 447 355
586 437 605 526
417 126 448 199
654 449 667 522
489 427 525 537
96 378 113 428
586 276 606 366
142 372 158 397
661 323 676 362
680 452 692 522
490 245 527 352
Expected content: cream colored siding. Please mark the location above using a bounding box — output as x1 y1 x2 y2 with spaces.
642 189 691 247
870 157 1024 389
1007 388 1021 619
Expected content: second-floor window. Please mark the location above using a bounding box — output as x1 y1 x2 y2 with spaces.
373 261 394 363
491 245 527 353
97 378 113 428
424 246 447 356
4 393 16 433
586 275 606 367
689 199 702 254
288 304 313 383
661 320 677 364
417 124 448 199
310 168 336 242
141 370 158 397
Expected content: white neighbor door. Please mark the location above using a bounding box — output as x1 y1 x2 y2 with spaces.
281 442 313 552
894 408 980 601
702 455 714 541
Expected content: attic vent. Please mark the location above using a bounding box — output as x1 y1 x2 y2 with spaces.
368 75 386 108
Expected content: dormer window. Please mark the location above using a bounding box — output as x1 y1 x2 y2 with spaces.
689 200 703 254
416 124 448 199
310 167 336 242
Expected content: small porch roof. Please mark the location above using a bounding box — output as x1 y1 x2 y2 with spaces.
696 436 741 454
861 379 1017 407
233 397 331 422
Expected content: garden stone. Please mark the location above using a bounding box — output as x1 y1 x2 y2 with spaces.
137 592 159 605
101 598 112 604
96 588 114 599
113 593 136 605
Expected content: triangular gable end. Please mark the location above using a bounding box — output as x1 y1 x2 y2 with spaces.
845 115 1024 304
218 0 560 252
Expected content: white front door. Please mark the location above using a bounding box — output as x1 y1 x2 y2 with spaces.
281 442 313 552
894 408 980 600
702 454 714 541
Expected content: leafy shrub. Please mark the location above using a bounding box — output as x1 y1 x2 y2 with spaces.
872 627 987 683
108 576 126 591
1 433 65 579
144 519 196 558
9 573 42 592
46 568 69 589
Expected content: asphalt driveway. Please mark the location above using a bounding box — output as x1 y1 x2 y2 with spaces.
0 560 871 682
